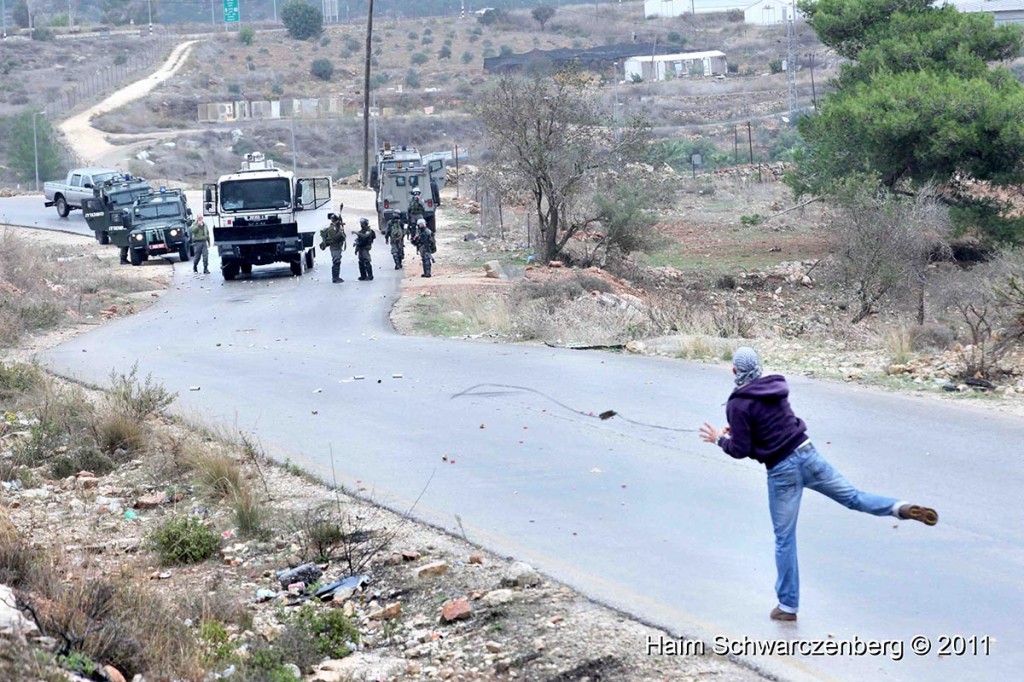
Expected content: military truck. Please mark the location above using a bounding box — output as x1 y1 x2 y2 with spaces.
369 143 446 232
123 189 195 266
81 175 153 245
202 152 331 280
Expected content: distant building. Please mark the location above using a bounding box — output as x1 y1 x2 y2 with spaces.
744 0 801 25
483 43 677 75
643 0 749 18
623 50 729 80
941 0 1024 24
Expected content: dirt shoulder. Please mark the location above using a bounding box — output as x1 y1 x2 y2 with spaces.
1 227 766 680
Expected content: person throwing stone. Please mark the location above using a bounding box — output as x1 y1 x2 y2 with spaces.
699 347 938 622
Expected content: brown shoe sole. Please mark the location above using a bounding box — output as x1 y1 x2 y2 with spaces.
770 607 797 622
903 505 939 526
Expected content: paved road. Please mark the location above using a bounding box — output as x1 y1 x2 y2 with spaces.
4 192 1022 682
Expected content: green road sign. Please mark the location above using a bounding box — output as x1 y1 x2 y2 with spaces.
224 0 239 23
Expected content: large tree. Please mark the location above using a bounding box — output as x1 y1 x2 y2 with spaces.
8 112 63 184
281 0 323 40
791 0 1024 243
476 71 648 264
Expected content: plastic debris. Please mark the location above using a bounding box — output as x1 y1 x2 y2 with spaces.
123 510 138 520
315 574 370 600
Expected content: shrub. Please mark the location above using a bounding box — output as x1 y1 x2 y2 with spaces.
499 45 513 57
769 59 783 74
107 364 175 420
461 51 474 65
310 58 334 80
150 516 220 565
411 52 429 66
910 323 956 352
49 446 116 479
231 486 266 538
239 25 255 45
405 69 421 89
319 35 330 47
31 27 55 41
0 361 41 403
227 83 241 95
438 45 451 60
292 603 359 658
190 451 243 499
95 412 147 454
113 53 128 66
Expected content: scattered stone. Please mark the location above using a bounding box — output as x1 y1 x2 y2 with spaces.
501 561 541 588
276 562 322 589
402 550 422 561
440 597 472 623
103 665 127 682
485 640 502 653
483 260 508 280
313 653 405 681
468 553 484 565
481 589 515 607
415 561 448 579
369 602 402 620
0 585 40 642
548 261 564 268
135 491 168 509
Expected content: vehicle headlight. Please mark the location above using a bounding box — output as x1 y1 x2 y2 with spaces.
169 229 179 237
133 233 144 241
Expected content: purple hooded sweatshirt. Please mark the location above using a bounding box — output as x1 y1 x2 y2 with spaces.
720 374 807 469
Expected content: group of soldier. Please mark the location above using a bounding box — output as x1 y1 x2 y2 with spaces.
319 199 436 283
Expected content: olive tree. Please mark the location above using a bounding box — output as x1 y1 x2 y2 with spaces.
475 70 648 264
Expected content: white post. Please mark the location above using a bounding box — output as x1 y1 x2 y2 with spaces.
32 112 41 192
274 0 278 22
290 114 297 174
2 0 7 39
148 0 152 34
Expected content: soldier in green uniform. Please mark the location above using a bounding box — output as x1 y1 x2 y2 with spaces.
319 213 347 283
413 218 435 278
407 187 426 232
385 216 405 269
353 217 376 281
191 215 210 274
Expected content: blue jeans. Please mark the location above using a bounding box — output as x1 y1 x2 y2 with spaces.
767 443 901 613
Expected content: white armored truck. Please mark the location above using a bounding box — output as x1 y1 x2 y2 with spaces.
202 153 331 281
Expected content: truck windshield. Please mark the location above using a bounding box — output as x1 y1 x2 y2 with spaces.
134 200 182 221
220 178 291 212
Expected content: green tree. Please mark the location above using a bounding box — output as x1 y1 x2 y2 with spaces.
9 112 63 184
477 8 505 26
438 45 451 60
531 6 555 30
475 70 649 264
792 0 1024 243
239 26 255 46
282 0 323 41
12 0 29 28
411 52 429 66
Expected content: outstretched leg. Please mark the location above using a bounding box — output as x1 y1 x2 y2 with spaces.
801 447 901 516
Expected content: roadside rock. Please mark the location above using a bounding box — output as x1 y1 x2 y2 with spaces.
440 597 472 623
483 260 508 280
501 561 541 588
312 653 405 681
415 561 448 579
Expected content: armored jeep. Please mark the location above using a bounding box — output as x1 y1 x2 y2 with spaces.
369 143 445 232
81 175 153 245
123 189 195 266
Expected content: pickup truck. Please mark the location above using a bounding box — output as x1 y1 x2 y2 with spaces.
43 167 121 218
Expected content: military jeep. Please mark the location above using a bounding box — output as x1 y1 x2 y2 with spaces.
123 189 195 266
81 175 153 245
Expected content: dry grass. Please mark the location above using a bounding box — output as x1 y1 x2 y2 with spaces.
94 411 148 455
189 450 244 500
881 324 914 366
0 229 153 347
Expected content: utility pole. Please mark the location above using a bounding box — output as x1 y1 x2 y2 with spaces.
148 0 153 35
786 5 797 113
362 0 375 187
33 110 47 193
2 0 7 39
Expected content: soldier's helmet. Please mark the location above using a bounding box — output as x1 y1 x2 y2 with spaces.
359 217 370 227
411 187 422 195
327 213 336 220
417 218 427 227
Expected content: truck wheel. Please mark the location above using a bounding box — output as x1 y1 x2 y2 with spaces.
304 248 315 270
290 256 304 276
223 263 240 281
55 196 70 218
179 242 191 262
129 248 142 266
97 231 110 245
426 214 436 233
240 263 253 275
